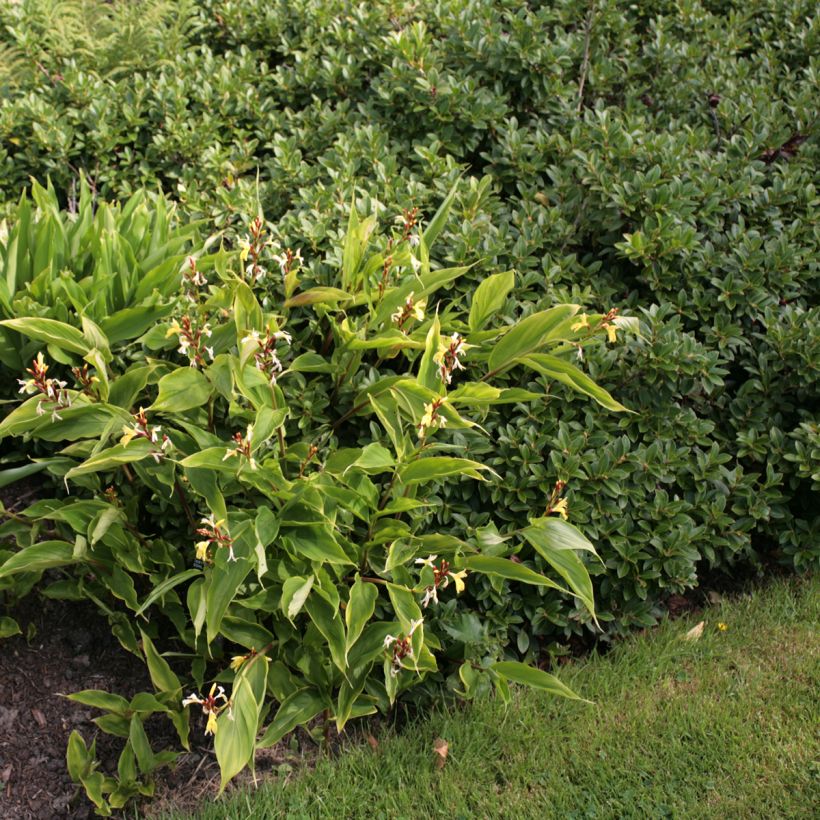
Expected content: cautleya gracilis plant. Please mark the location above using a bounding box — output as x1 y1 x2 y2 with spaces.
0 188 634 812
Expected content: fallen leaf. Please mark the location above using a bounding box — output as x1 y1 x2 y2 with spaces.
433 738 449 769
707 591 722 605
683 621 705 642
0 764 12 784
366 734 379 751
31 708 46 729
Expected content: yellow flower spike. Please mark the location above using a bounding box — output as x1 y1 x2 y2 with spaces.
451 569 468 594
205 711 218 736
571 314 589 332
552 498 569 521
195 541 209 561
230 655 246 671
605 324 618 343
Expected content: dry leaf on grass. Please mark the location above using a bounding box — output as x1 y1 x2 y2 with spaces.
366 734 379 751
683 621 705 641
433 738 449 769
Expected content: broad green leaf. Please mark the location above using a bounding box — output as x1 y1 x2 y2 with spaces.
422 177 460 249
139 630 181 694
386 583 422 633
281 525 353 565
257 688 327 749
287 352 333 373
215 673 259 790
129 715 156 775
417 315 442 391
66 731 93 782
150 368 212 413
281 575 314 622
64 440 154 480
0 461 48 488
398 457 494 485
520 353 630 412
304 590 347 673
0 616 21 639
285 287 354 308
492 661 586 701
345 576 378 653
135 569 201 616
469 270 515 332
487 305 579 375
0 540 76 578
206 548 254 645
0 317 90 355
347 443 395 474
522 518 601 621
464 555 568 593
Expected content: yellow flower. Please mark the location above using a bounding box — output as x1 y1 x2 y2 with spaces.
605 324 618 343
412 299 426 322
552 498 569 521
230 655 246 671
205 711 219 736
165 320 181 339
571 314 590 332
239 241 251 263
195 541 210 561
450 569 468 594
120 424 137 446
717 622 728 632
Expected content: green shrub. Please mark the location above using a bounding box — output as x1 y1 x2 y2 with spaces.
0 184 634 812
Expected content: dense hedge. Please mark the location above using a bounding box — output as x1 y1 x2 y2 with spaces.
1 0 817 653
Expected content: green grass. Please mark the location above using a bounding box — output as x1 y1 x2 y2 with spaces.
178 576 819 819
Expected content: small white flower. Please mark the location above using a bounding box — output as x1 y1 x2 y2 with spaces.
408 233 420 247
421 586 438 608
383 634 397 649
410 255 422 273
272 330 292 344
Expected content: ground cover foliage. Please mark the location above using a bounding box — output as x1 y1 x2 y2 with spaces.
0 0 817 813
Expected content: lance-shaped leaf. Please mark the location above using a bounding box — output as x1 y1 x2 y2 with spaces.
522 518 599 621
257 688 328 749
0 317 91 355
345 576 378 653
492 661 587 702
0 540 77 578
463 555 569 593
398 457 495 485
519 353 630 412
469 269 515 332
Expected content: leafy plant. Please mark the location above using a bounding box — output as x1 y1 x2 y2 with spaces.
0 191 631 811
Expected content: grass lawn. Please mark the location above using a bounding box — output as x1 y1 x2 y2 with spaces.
174 576 818 819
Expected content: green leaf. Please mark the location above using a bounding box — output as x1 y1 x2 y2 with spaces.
345 576 378 653
281 525 353 565
0 616 21 639
257 688 327 749
150 368 213 413
521 518 600 620
464 555 568 593
487 305 580 375
0 461 49 488
281 575 314 622
0 540 77 578
422 177 460 250
0 317 90 355
492 661 586 701
287 352 333 373
386 583 422 633
135 569 201 616
519 354 630 412
398 457 494 485
139 630 181 694
64 440 154 480
347 443 395 474
215 673 259 790
129 715 156 775
206 550 254 645
469 270 515 332
417 315 442 391
285 287 354 308
67 690 130 715
66 731 93 782
304 589 347 673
